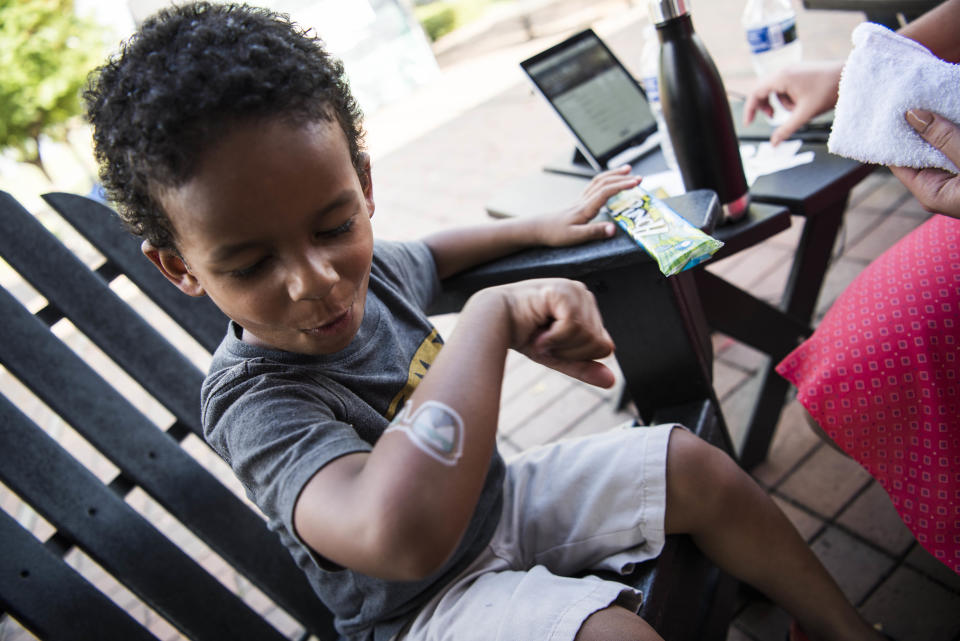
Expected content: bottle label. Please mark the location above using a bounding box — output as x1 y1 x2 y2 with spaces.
746 18 797 54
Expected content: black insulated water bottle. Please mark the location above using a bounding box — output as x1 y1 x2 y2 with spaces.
650 0 750 222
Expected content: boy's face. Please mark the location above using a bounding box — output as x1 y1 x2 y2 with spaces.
148 118 375 355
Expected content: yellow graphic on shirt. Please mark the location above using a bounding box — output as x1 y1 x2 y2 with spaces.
385 328 443 420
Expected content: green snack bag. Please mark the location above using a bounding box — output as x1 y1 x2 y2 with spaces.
603 186 724 276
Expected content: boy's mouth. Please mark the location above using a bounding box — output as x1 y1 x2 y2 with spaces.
301 308 351 336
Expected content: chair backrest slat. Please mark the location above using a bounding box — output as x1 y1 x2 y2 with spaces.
0 396 290 641
0 285 336 637
43 192 228 353
0 510 160 641
0 192 204 437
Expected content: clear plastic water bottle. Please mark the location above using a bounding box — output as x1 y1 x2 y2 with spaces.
641 25 679 171
742 0 803 122
742 0 803 78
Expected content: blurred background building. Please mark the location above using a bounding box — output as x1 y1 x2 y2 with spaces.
90 0 441 115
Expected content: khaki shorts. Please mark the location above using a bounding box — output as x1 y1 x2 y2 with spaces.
394 423 677 641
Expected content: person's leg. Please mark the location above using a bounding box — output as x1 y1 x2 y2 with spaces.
663 429 883 641
574 605 663 641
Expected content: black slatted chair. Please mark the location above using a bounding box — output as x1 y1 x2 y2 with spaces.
0 190 737 640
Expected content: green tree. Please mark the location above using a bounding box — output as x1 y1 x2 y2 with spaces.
0 0 105 180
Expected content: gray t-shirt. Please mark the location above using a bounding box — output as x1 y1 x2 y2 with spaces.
201 240 505 641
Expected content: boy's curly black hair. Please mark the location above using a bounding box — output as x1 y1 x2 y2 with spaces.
84 1 366 250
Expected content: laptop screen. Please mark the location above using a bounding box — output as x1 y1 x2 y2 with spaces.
521 29 657 170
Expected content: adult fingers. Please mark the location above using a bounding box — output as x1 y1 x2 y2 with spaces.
906 109 960 167
770 111 806 146
890 165 960 219
892 110 960 218
769 99 824 146
743 77 778 125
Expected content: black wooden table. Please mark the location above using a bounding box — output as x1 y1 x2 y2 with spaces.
486 142 873 469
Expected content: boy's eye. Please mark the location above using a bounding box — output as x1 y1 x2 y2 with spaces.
315 218 354 239
230 257 269 280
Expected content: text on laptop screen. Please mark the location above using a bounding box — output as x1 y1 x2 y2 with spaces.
525 35 657 161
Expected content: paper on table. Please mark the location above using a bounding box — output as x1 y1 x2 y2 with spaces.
640 139 815 198
740 140 815 185
636 170 685 199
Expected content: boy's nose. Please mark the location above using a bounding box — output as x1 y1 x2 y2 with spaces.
286 254 338 301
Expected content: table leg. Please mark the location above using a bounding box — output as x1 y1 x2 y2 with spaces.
736 195 849 468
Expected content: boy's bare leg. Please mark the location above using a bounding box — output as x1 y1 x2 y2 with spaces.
664 429 884 641
575 605 664 641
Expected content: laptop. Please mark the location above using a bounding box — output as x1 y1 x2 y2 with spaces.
520 29 659 173
521 29 833 177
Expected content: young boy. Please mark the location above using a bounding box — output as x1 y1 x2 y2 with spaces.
84 3 883 640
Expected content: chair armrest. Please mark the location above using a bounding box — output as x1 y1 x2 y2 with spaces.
429 189 720 314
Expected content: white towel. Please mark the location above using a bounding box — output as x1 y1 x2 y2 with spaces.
828 22 960 173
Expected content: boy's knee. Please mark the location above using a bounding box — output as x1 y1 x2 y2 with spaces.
664 429 744 528
667 428 735 478
575 605 663 641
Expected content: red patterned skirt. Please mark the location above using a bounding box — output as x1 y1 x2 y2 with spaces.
777 214 960 574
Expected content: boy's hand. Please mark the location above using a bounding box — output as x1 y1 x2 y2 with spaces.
533 166 641 247
495 278 616 388
423 167 640 279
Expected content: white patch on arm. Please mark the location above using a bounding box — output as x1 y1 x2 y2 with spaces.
384 400 464 465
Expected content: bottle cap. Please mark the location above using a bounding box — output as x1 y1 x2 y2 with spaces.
648 0 690 24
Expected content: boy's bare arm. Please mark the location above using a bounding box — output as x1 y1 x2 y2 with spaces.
423 167 640 280
293 279 614 580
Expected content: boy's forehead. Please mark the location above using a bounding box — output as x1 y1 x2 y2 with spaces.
157 117 358 246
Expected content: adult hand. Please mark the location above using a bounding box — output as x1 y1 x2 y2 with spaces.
890 109 960 219
496 278 616 388
534 165 640 247
743 61 843 146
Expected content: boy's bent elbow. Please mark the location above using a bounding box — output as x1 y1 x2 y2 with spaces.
366 512 463 581
295 454 473 580
380 542 454 582
299 510 456 581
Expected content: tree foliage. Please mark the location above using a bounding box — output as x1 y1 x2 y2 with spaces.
0 0 105 178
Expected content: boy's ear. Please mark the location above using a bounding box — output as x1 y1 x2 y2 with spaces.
141 241 206 297
361 152 375 218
